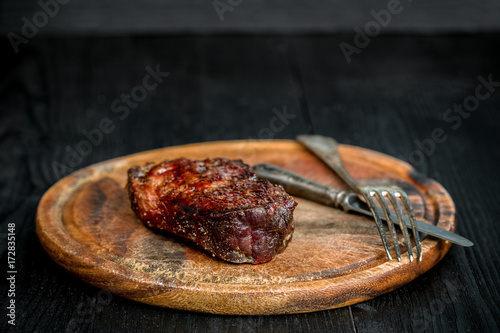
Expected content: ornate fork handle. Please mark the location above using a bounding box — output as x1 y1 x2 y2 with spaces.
296 135 361 193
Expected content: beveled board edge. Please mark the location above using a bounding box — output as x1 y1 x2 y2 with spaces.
36 140 455 315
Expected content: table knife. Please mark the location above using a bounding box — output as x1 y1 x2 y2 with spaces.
253 163 473 247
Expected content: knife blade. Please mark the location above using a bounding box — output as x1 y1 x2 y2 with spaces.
343 192 473 246
253 163 473 247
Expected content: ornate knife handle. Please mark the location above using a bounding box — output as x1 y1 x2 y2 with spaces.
253 163 349 210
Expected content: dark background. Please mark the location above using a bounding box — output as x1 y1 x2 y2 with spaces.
1 1 500 332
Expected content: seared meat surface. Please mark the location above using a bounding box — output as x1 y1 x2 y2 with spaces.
127 158 297 264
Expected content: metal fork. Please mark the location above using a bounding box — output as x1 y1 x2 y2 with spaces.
297 134 422 262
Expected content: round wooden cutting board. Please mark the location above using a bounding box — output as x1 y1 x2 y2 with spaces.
36 140 456 315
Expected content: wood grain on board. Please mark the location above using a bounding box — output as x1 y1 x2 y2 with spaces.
36 140 455 315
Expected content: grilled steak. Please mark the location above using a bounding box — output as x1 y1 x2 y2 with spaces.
127 158 297 264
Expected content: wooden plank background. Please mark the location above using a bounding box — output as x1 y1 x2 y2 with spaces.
1 0 500 34
0 34 499 331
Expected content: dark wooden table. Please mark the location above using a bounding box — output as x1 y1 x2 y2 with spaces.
1 34 499 332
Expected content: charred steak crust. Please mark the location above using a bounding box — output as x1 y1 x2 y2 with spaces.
127 158 297 264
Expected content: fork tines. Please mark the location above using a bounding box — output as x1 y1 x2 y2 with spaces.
361 187 422 262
